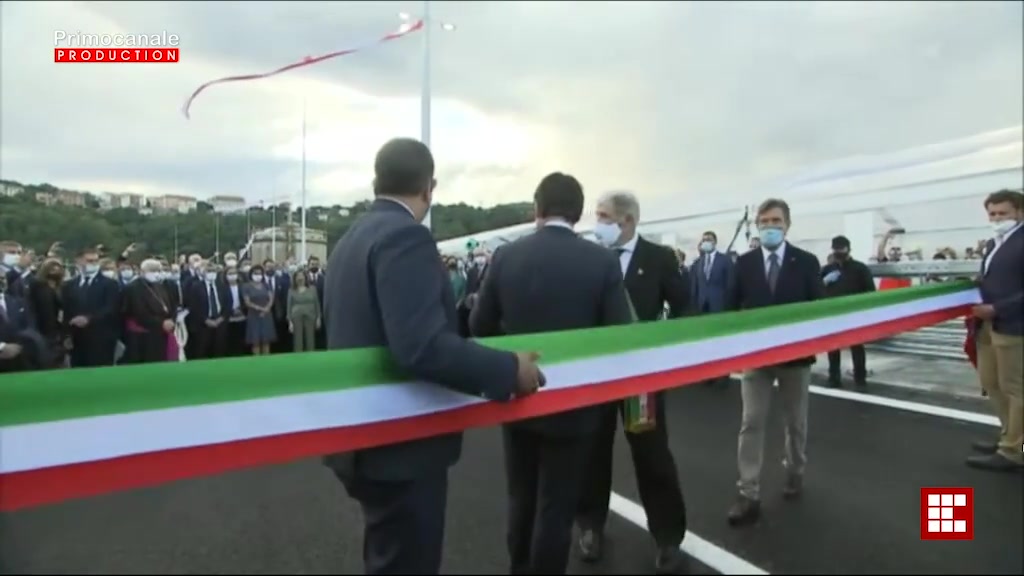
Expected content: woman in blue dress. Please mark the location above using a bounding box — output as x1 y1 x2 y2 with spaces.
242 264 277 355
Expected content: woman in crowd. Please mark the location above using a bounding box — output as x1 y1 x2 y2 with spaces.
243 264 276 355
121 259 177 364
287 270 320 352
27 258 69 367
223 264 248 356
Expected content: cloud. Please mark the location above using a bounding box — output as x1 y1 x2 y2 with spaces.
1 0 1021 217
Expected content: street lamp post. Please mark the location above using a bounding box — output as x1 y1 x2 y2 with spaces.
400 3 455 232
300 100 308 263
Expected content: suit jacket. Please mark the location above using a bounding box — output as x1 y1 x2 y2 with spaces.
979 226 1023 336
184 279 232 329
690 251 734 313
60 275 120 342
623 236 688 321
322 198 519 482
265 273 290 321
726 241 824 366
1 294 49 372
469 224 634 437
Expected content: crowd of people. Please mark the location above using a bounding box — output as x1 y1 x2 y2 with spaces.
1 137 1021 576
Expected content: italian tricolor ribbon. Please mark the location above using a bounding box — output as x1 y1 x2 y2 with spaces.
0 282 978 511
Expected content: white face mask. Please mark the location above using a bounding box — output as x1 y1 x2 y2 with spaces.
700 241 715 253
144 272 162 283
121 269 135 280
991 219 1019 237
101 270 117 280
473 256 487 266
251 274 264 282
225 259 238 267
205 272 219 282
227 273 239 282
2 253 19 267
592 221 622 247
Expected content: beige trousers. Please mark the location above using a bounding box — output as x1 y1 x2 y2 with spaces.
977 323 1024 463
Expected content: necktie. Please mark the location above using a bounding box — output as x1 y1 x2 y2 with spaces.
208 283 219 317
767 253 780 293
614 248 626 256
704 255 713 280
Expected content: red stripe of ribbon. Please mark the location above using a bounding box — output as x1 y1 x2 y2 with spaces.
182 20 424 119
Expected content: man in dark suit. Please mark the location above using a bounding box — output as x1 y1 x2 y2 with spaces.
968 189 1023 472
725 198 824 526
264 259 291 353
322 137 544 575
821 235 875 389
576 191 689 574
184 263 231 360
470 173 633 575
61 247 121 368
690 231 734 387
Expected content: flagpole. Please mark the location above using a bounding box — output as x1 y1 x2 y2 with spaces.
420 0 433 231
300 99 308 262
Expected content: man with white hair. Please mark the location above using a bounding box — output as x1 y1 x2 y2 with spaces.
121 258 177 364
576 191 689 574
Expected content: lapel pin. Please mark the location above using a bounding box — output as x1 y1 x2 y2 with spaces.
638 268 644 275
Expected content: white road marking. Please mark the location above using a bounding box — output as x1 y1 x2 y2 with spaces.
807 385 1000 427
608 492 770 575
727 373 1000 427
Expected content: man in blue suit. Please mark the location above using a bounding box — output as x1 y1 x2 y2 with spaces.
691 230 734 386
322 137 544 575
725 198 823 526
968 189 1023 472
61 247 120 368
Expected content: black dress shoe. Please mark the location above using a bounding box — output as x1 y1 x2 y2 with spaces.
853 379 867 390
826 378 842 389
971 440 998 454
655 545 686 574
727 495 761 527
578 529 603 563
966 453 1023 472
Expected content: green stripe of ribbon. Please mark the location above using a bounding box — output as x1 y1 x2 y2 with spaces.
0 282 969 426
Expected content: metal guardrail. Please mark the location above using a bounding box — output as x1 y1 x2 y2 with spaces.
866 319 968 361
866 260 981 278
862 261 977 360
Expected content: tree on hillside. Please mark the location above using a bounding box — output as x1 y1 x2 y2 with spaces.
0 185 533 259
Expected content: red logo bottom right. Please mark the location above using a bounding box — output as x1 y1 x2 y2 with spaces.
920 487 974 541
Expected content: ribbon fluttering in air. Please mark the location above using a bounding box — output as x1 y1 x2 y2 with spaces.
182 19 424 119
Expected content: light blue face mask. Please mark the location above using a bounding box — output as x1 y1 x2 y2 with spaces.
593 221 622 247
758 227 785 249
700 241 715 253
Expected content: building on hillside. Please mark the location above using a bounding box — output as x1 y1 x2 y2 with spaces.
247 222 328 264
153 194 198 213
209 195 247 213
55 189 85 207
103 192 145 209
0 183 24 197
34 192 57 206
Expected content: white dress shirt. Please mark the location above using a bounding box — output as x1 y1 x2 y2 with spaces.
983 222 1022 275
761 242 787 275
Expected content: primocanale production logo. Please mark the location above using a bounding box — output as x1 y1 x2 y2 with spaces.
920 487 974 541
54 30 179 63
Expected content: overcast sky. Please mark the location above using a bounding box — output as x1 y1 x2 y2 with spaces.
1 0 1021 215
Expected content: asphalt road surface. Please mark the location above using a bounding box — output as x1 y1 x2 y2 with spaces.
2 383 1021 575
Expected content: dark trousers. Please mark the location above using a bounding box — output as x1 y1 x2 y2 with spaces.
226 320 247 357
576 393 687 547
70 333 116 367
191 321 227 360
272 318 291 353
341 470 448 575
503 425 589 575
828 345 867 382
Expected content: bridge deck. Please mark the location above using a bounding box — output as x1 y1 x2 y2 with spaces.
2 384 1020 575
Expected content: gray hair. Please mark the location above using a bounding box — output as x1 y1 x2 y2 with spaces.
598 190 641 222
140 258 162 272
